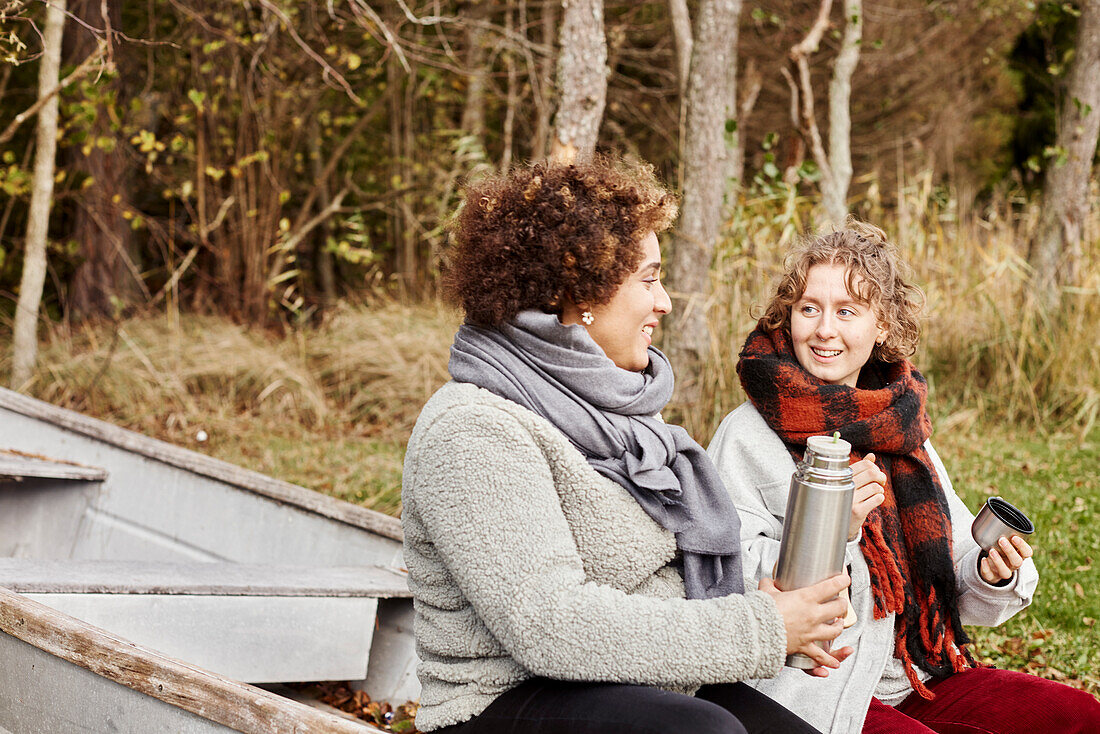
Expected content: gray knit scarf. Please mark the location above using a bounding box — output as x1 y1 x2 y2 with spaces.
448 310 744 599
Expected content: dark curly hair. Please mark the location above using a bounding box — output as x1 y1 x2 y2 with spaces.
444 156 678 326
760 218 925 363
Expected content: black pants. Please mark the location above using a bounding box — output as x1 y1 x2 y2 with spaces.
432 678 821 734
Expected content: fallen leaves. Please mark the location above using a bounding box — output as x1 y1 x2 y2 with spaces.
970 624 1099 694
312 682 419 733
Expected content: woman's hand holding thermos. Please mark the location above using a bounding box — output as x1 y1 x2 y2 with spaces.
759 574 854 677
849 453 887 540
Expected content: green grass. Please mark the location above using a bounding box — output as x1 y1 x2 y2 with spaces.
933 423 1100 694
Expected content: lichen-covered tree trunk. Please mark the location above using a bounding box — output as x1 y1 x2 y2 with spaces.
11 0 66 389
550 0 607 163
1031 0 1100 311
666 0 742 397
825 0 862 224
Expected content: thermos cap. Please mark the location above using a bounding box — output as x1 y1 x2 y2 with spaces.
806 434 852 458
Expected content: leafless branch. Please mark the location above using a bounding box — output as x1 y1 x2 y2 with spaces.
346 0 411 72
201 195 235 239
290 83 395 236
148 244 200 307
393 0 456 26
739 58 763 121
779 66 799 128
787 0 836 189
0 41 107 145
254 0 364 104
791 0 834 57
268 188 348 284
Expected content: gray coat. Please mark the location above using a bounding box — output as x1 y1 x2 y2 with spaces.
401 382 788 731
707 402 1038 734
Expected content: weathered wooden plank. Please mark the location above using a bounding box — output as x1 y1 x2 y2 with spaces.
1 631 239 733
0 449 107 482
0 559 410 597
0 387 401 541
0 586 380 733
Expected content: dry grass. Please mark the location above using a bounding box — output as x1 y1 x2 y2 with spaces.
1 300 462 515
12 300 462 438
304 301 459 437
26 314 330 434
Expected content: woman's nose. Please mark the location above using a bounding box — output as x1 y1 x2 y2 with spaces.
654 281 672 315
815 312 837 337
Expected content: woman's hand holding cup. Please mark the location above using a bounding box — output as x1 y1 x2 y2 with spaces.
971 497 1036 584
759 574 854 678
848 453 887 540
979 534 1033 584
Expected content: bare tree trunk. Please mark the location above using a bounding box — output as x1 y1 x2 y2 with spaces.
666 0 742 398
825 0 862 224
388 54 417 296
550 0 607 163
459 5 489 144
400 47 420 295
66 0 140 320
668 0 692 97
669 0 694 188
727 59 762 191
1030 0 1100 311
502 0 518 170
11 0 66 390
532 0 557 159
785 0 838 219
308 117 337 305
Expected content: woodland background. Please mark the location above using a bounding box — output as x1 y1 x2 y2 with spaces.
0 1 1094 332
0 0 1098 699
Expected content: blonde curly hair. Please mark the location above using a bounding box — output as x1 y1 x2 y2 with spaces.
760 218 925 363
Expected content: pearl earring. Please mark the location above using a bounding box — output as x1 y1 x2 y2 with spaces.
581 311 594 325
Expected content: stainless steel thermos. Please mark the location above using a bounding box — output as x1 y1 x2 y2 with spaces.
775 434 855 669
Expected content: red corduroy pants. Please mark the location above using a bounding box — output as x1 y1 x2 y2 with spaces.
862 668 1100 734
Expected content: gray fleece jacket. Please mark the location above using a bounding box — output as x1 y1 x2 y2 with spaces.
707 402 1039 734
401 382 788 732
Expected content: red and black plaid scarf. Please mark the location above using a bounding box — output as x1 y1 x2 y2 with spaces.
737 325 973 698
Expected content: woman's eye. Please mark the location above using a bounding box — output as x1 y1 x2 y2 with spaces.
838 308 855 317
799 304 817 315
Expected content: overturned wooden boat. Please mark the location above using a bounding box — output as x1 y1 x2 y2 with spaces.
0 387 418 733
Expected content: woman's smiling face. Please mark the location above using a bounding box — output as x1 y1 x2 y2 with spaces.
791 263 887 387
562 232 671 372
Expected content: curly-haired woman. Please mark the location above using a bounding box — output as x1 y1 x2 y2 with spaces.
708 220 1100 733
401 157 852 734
